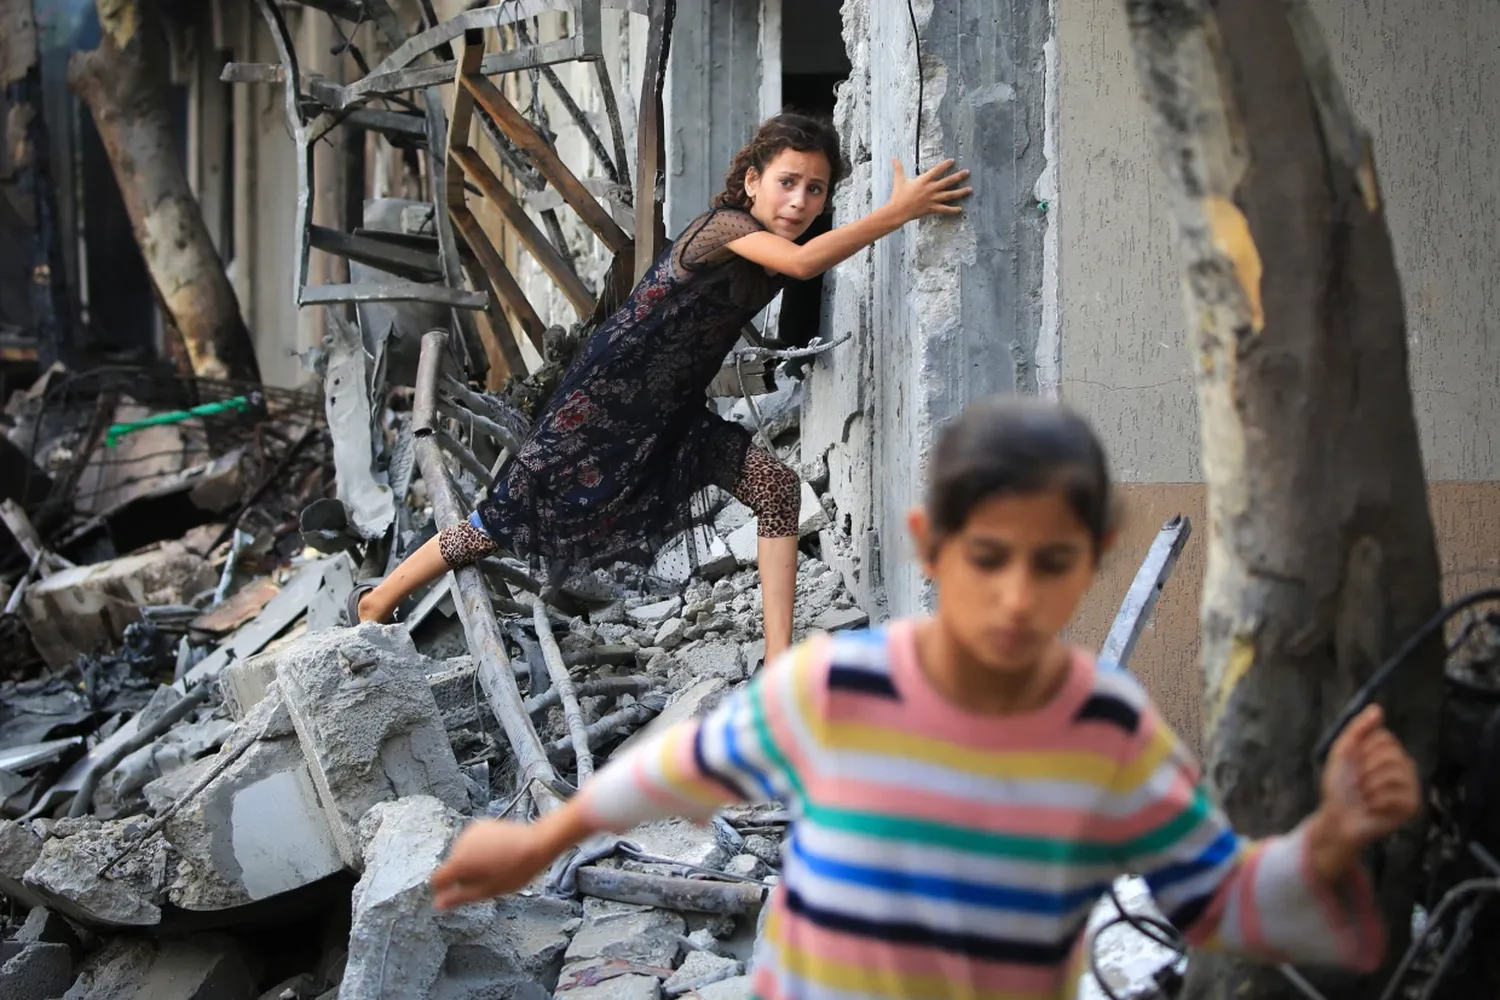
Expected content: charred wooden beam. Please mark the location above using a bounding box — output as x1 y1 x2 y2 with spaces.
463 73 631 253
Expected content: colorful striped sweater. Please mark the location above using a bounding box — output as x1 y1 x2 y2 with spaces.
578 620 1386 1000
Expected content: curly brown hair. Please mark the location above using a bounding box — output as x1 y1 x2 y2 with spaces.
713 110 847 213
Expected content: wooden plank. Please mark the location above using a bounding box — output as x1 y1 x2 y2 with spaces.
446 28 512 382
446 30 485 212
453 146 595 319
633 0 671 282
451 204 546 357
463 72 631 254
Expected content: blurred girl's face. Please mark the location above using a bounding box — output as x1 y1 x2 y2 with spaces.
909 489 1101 676
744 148 831 240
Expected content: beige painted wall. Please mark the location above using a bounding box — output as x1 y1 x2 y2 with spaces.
1059 0 1500 484
1057 0 1500 747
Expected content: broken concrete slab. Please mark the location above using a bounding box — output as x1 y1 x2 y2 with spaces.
796 483 830 536
162 688 343 911
220 651 280 721
654 618 686 651
628 599 682 626
725 523 758 569
343 796 576 1000
558 975 660 1000
690 976 751 1000
0 941 74 1000
61 934 259 1000
807 606 870 634
664 951 743 996
273 624 467 869
23 816 168 928
143 756 216 815
669 643 744 688
713 501 753 538
20 543 219 669
627 819 727 872
0 819 47 911
16 906 82 952
564 901 684 969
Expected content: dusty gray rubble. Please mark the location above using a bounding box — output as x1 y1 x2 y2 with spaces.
0 3 889 997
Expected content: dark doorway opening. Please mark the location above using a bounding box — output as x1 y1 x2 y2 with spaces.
777 0 850 358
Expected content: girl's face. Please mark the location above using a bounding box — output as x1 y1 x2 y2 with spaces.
744 148 831 240
909 489 1104 676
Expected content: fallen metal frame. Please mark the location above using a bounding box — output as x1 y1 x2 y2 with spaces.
252 0 488 324
234 0 665 382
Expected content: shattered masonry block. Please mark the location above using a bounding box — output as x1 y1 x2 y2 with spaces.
664 951 744 996
273 624 468 870
726 523 758 568
20 543 219 669
564 900 685 969
23 817 167 928
808 606 870 634
342 796 575 1000
219 651 280 720
0 941 74 1000
163 687 343 911
628 598 683 625
16 906 81 952
0 820 47 911
671 642 745 687
655 617 686 650
691 976 753 1000
61 935 258 1000
627 819 727 871
713 500 753 537
797 483 831 536
559 975 661 1000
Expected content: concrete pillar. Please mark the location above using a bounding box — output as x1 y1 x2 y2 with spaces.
663 0 765 235
808 0 1059 618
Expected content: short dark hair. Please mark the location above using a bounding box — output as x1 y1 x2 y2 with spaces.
714 110 848 212
926 396 1115 555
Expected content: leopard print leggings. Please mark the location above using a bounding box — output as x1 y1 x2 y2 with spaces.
435 443 801 570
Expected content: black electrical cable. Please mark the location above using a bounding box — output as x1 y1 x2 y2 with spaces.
1314 588 1500 763
1091 586 1500 997
1088 883 1186 1000
906 0 923 173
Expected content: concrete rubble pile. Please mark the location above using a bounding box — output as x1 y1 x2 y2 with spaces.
0 306 875 1000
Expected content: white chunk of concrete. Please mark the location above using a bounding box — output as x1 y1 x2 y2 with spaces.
273 624 467 869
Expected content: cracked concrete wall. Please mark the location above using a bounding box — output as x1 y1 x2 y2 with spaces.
1059 0 1500 749
806 0 1057 618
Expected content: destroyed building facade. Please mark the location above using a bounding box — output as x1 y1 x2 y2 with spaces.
2 0 1500 997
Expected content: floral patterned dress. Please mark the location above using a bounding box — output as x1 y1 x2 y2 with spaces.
473 207 786 580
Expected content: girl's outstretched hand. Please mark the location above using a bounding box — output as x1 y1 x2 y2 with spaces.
887 158 972 223
1306 704 1422 883
430 818 557 910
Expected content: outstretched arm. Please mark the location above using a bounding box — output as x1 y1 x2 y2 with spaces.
725 158 972 280
1115 703 1417 971
430 642 825 910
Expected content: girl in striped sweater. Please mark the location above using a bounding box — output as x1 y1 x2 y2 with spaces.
432 396 1420 1000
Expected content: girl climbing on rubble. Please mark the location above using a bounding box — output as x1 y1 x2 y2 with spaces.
347 110 971 665
430 395 1421 1000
